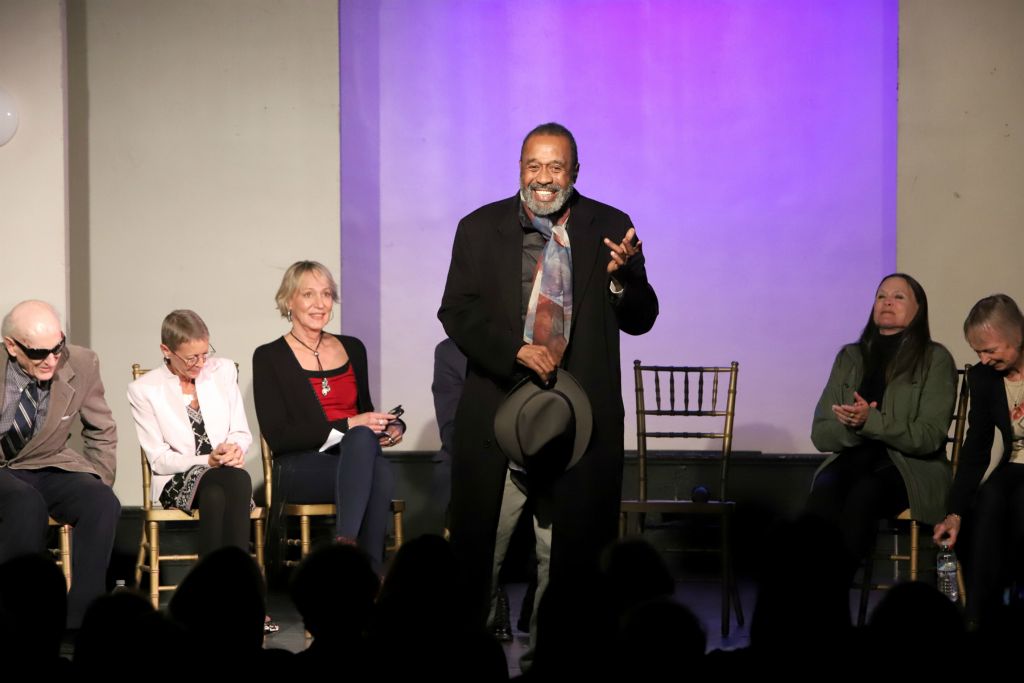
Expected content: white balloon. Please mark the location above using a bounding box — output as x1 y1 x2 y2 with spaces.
0 87 19 146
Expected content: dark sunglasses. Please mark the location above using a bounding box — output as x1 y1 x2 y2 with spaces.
12 334 66 361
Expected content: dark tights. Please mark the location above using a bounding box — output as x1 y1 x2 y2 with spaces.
960 463 1024 625
193 466 252 556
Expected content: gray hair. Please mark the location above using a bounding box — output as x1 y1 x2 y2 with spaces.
964 294 1024 348
161 310 210 350
1 311 14 338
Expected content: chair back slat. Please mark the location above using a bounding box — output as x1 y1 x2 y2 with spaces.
711 369 719 413
698 370 705 413
131 363 154 512
654 370 662 412
633 361 648 501
720 364 739 500
950 366 971 475
261 434 274 508
683 370 690 411
668 371 675 413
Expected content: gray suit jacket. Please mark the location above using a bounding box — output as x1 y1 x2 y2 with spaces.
1 345 118 486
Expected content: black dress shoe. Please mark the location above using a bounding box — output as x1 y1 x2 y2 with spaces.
490 585 513 642
59 628 79 657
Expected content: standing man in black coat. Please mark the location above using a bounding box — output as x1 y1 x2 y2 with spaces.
438 122 659 626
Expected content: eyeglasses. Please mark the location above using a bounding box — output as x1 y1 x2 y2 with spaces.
171 345 216 369
11 334 66 361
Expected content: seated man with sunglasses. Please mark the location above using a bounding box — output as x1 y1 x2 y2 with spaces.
0 300 119 629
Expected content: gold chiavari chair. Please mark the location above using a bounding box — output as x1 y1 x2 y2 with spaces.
47 517 72 590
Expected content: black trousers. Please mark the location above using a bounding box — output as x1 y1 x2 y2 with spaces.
805 444 909 573
192 466 252 556
960 462 1024 624
0 467 121 628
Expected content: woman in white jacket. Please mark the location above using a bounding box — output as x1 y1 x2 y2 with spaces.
127 310 252 555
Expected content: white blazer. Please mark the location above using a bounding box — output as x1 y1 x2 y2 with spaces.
127 357 252 504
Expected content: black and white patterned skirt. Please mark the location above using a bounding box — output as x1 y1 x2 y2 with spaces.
159 464 209 512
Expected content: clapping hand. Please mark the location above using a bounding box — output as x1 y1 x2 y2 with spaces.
831 391 876 429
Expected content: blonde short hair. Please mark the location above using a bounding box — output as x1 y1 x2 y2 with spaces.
275 260 340 318
161 310 209 350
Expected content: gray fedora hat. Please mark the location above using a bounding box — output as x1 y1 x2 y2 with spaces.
494 368 593 472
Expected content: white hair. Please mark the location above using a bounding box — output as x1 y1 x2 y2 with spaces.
2 300 62 339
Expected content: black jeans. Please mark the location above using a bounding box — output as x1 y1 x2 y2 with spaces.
274 427 393 571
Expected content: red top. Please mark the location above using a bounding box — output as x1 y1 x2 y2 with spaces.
308 363 358 422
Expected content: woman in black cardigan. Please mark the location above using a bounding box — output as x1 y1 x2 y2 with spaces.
934 294 1024 626
254 261 402 571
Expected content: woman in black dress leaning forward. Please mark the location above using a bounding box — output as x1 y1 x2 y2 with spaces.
934 294 1024 626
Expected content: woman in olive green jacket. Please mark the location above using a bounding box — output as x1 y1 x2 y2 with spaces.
807 273 956 571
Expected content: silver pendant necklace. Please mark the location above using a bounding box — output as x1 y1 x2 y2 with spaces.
289 332 331 396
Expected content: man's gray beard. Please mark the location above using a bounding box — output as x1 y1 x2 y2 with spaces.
520 182 574 217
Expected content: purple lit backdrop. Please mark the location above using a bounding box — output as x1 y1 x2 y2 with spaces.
340 0 897 453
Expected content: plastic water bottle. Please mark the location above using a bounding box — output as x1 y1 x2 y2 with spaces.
113 579 128 593
936 545 959 603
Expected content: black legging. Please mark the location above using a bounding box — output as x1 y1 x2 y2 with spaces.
961 462 1024 624
805 442 909 574
192 467 252 556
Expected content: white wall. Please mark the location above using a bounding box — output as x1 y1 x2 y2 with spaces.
70 0 341 505
0 0 68 320
898 0 1024 364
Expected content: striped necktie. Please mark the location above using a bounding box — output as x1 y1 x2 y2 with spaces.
1 382 40 458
